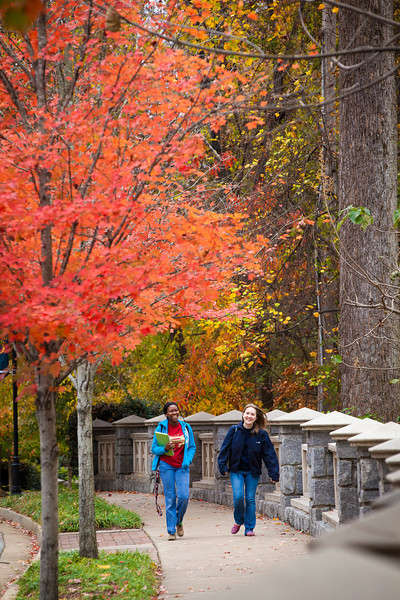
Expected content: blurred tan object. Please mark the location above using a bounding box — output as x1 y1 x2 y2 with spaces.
105 6 121 32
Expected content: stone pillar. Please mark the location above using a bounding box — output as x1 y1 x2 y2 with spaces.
258 409 287 518
330 418 381 523
144 413 164 476
368 435 400 497
273 407 322 525
300 411 358 536
92 418 114 477
93 418 115 491
386 451 400 475
348 422 400 516
212 410 244 506
183 411 216 500
113 414 147 491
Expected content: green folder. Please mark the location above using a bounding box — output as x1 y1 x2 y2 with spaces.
155 431 174 456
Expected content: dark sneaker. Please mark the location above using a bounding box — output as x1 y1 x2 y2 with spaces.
176 523 184 537
231 524 241 534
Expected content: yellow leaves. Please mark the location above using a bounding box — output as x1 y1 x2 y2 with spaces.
318 2 337 10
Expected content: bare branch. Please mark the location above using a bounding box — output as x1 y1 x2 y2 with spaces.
0 69 31 130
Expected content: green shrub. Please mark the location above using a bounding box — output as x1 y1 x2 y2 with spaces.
20 462 41 490
0 460 41 492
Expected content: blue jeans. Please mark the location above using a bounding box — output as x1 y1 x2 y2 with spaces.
159 461 190 535
230 471 260 534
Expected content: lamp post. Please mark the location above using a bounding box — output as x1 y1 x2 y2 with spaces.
11 348 21 495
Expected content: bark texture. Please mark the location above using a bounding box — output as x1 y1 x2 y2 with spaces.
76 360 99 558
338 0 400 420
36 373 59 600
317 6 339 412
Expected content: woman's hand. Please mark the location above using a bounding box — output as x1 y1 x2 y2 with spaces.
164 441 174 451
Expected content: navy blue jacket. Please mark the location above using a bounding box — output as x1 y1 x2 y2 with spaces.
218 422 279 481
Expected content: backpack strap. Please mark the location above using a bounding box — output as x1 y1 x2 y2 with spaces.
154 468 163 516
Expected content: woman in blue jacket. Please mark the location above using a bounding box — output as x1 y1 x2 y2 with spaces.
151 402 196 540
218 403 279 536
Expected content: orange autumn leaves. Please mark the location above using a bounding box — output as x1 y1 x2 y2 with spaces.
0 0 264 373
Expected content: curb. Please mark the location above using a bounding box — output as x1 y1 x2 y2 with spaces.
0 508 42 544
0 509 41 600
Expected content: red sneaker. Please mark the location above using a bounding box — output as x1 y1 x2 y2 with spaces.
231 524 241 534
245 530 255 536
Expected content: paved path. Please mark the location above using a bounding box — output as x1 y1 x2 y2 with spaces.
59 527 158 562
1 493 311 599
0 519 36 599
99 491 311 599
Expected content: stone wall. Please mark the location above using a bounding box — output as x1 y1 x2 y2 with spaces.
93 409 400 537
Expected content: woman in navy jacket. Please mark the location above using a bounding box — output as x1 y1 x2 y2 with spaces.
218 403 279 536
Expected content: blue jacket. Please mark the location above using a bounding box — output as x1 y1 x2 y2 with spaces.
151 419 196 471
218 422 279 480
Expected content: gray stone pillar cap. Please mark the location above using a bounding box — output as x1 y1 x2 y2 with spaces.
212 409 243 423
265 409 287 423
113 414 146 427
300 411 358 431
272 407 322 426
330 417 381 440
348 422 400 447
184 411 216 423
369 436 400 459
386 452 400 470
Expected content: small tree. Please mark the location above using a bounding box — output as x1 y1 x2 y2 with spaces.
0 3 262 596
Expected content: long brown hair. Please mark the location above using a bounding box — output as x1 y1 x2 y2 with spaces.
242 403 267 435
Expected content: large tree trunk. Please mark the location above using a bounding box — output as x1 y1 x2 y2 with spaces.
338 0 400 420
36 371 59 600
76 360 99 558
317 5 339 412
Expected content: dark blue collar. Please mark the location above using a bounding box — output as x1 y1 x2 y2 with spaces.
237 421 253 432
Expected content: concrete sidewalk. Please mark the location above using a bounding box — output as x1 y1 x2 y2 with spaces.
0 520 35 599
99 491 311 600
1 492 311 599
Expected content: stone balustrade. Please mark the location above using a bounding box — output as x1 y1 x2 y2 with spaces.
93 409 400 536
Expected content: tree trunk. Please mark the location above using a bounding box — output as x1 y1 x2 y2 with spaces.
317 5 339 412
36 371 59 600
338 0 400 420
76 360 98 558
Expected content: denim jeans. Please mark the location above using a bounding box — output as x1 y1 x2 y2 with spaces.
230 470 260 533
159 461 190 535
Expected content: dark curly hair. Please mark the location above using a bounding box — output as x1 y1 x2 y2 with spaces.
163 401 179 415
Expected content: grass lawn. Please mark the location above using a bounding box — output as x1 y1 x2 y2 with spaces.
1 487 159 598
0 486 142 531
16 550 158 600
